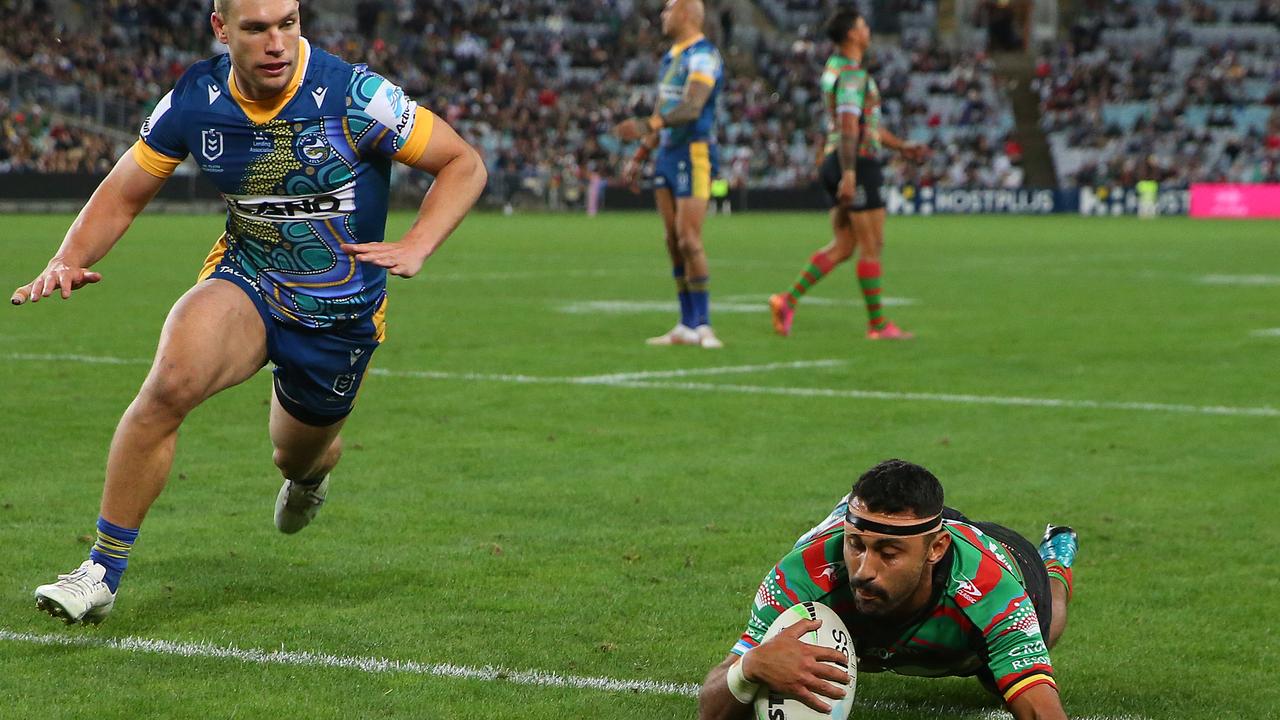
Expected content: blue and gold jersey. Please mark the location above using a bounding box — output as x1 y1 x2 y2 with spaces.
655 34 722 149
133 39 434 330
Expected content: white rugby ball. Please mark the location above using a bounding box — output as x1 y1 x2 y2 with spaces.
753 601 856 720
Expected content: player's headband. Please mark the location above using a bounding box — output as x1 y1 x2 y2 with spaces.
845 497 943 537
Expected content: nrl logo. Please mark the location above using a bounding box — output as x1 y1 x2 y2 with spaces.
202 129 224 161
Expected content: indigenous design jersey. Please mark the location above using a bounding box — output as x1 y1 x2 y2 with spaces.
133 38 434 329
655 34 723 149
821 53 882 158
733 521 1055 704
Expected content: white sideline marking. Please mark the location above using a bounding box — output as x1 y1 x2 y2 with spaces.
0 629 1147 720
559 297 915 314
1250 328 1280 338
1200 274 1280 286
0 629 698 697
721 294 918 308
5 353 1278 419
573 360 845 383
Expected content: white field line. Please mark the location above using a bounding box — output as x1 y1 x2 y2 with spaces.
572 359 845 383
559 297 915 314
426 268 635 282
6 352 1278 419
1250 328 1280 338
720 294 919 308
0 630 1148 720
1199 274 1280 286
4 352 150 366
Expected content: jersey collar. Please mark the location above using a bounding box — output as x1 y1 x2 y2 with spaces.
667 33 705 58
228 37 311 124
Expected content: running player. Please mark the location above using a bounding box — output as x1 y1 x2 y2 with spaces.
13 0 487 624
614 0 724 349
698 459 1079 720
769 9 927 340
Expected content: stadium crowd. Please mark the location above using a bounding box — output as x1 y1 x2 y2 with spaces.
1037 0 1280 186
4 0 1277 199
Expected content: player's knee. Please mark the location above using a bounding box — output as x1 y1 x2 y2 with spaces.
134 372 206 422
676 232 703 257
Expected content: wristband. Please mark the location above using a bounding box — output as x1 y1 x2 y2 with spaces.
726 655 760 704
647 115 664 132
633 145 652 162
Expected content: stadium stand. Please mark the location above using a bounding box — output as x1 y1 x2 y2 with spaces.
1038 0 1280 187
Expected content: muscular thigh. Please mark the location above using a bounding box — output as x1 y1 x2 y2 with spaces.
655 187 678 238
675 196 709 243
142 278 268 404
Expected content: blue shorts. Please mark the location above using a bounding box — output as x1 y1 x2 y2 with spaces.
208 269 384 427
653 141 719 200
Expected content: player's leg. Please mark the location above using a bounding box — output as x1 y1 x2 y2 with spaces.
771 206 856 337
1039 525 1078 648
851 207 911 340
269 393 346 534
676 194 720 348
646 186 699 346
267 311 382 533
771 152 855 336
36 278 267 623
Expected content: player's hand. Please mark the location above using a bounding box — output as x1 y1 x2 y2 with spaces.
903 143 931 163
621 159 643 193
11 261 102 305
741 619 851 714
837 172 857 207
340 241 429 279
612 118 646 142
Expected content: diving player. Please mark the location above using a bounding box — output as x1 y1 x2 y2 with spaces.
698 459 1079 720
614 0 724 349
13 0 487 624
769 9 927 340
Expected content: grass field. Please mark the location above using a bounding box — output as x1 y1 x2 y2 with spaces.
1 211 1277 719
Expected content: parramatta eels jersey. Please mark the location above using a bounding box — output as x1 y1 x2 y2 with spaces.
732 520 1056 705
655 34 722 149
821 53 881 159
132 38 434 329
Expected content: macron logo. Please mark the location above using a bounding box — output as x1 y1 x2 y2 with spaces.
312 86 327 108
208 84 222 105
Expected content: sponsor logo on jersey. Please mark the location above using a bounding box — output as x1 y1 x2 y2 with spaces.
140 91 174 138
1008 640 1047 658
349 348 364 367
250 132 274 154
202 129 224 161
366 80 418 141
223 183 356 223
294 131 332 166
956 579 983 604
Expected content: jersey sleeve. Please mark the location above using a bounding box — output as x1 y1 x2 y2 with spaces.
835 69 868 117
133 89 187 178
686 47 721 87
957 563 1056 704
732 562 798 656
347 70 436 165
732 531 842 656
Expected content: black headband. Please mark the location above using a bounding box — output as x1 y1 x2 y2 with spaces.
845 509 943 537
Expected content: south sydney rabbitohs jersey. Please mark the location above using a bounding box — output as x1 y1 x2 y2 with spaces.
732 520 1057 704
821 53 882 158
134 39 434 329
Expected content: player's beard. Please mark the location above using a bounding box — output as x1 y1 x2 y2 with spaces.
850 558 929 617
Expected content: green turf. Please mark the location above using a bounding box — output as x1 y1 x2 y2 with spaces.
1 212 1277 719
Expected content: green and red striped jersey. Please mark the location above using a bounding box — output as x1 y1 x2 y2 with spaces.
732 520 1055 704
820 53 883 158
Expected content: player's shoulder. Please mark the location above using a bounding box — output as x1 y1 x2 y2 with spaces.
167 53 230 103
943 521 1023 608
777 525 847 596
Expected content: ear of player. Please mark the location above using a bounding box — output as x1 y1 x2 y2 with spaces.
755 602 857 720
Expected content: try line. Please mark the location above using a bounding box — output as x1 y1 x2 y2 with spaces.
0 629 1147 720
5 353 1277 419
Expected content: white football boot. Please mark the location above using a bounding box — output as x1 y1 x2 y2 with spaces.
34 560 116 625
645 324 700 346
274 475 330 534
695 324 724 349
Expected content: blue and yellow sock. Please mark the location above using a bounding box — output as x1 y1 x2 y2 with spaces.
673 266 695 328
88 516 138 593
688 275 710 327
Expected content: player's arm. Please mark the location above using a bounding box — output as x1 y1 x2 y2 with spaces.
1007 683 1069 720
652 76 715 129
341 115 487 279
879 127 930 162
698 619 850 720
11 149 168 305
835 72 866 206
621 132 660 191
